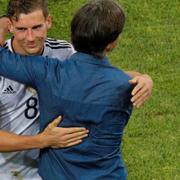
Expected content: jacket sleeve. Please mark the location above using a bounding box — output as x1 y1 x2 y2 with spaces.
0 47 59 88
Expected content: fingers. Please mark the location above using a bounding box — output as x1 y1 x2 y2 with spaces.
42 115 89 148
129 74 153 108
64 140 83 147
131 81 144 96
52 133 88 148
61 133 88 146
131 91 149 108
60 129 88 142
128 78 137 86
62 127 88 134
52 139 83 148
51 127 88 148
51 129 88 148
48 116 62 128
131 82 150 108
131 83 147 101
131 85 149 108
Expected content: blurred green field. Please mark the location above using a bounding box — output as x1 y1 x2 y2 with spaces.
0 0 179 179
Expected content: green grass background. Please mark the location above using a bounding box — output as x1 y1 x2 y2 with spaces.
0 0 179 179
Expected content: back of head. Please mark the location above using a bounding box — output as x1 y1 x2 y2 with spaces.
71 0 125 57
7 0 49 20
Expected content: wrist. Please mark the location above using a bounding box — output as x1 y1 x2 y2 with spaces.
126 71 142 78
37 132 51 149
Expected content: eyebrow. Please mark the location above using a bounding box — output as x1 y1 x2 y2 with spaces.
32 24 44 29
15 24 44 30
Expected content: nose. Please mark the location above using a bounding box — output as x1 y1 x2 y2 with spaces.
26 29 35 41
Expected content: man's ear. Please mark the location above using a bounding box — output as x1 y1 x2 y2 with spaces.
46 15 52 29
105 39 118 52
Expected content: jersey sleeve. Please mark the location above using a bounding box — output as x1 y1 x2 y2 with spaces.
0 47 60 88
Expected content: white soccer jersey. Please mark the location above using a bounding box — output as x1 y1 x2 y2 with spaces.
0 38 75 180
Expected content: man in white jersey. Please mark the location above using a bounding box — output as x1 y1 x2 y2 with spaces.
0 0 90 179
0 0 153 179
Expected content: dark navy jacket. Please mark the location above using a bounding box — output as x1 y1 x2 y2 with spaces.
0 48 133 180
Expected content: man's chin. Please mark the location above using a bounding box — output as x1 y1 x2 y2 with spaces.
25 48 42 55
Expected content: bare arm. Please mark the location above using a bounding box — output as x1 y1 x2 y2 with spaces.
0 130 45 152
0 116 88 152
125 71 153 108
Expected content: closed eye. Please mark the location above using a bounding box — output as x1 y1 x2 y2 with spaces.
16 27 26 31
32 24 44 30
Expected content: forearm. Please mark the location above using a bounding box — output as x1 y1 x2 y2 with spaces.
0 130 46 152
0 116 88 152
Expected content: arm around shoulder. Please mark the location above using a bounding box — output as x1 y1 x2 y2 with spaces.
125 71 153 108
0 48 48 86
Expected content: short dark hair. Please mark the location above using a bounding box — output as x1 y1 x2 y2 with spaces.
7 0 49 20
71 0 125 57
